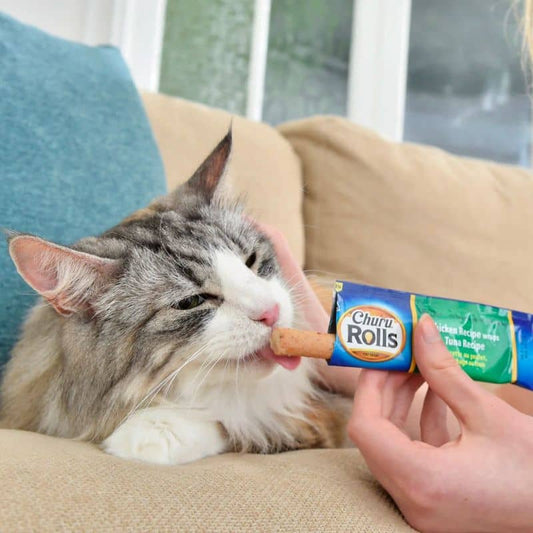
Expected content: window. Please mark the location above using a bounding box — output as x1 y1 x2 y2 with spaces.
262 0 353 124
404 0 530 166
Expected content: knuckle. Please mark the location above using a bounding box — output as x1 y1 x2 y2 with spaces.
430 354 460 373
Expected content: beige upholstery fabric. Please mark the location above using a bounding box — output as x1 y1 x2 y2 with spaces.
281 117 533 312
142 92 305 266
0 429 413 532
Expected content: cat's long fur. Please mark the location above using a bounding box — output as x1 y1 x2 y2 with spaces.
0 131 348 464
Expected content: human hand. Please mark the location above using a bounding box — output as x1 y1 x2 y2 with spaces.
254 221 359 395
253 221 329 332
348 313 533 532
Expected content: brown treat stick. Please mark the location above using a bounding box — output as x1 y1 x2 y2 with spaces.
270 328 334 359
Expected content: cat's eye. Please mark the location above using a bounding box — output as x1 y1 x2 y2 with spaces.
245 251 257 269
173 294 206 310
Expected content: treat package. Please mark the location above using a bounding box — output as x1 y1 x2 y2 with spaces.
270 281 533 390
327 281 533 390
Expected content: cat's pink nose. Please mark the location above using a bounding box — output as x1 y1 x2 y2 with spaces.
258 304 279 327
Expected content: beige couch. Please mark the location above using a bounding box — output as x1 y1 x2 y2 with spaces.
3 92 533 532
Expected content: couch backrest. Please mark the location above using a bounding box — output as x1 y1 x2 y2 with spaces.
142 93 305 266
281 116 533 313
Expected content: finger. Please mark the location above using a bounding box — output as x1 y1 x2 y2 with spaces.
353 370 422 425
388 374 425 428
382 372 411 417
414 314 496 430
351 369 388 418
251 220 301 281
349 370 430 477
420 387 449 446
250 219 329 331
379 371 420 417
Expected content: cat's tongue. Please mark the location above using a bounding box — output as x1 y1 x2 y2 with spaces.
257 345 301 371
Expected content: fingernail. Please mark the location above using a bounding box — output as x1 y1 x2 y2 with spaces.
419 314 442 344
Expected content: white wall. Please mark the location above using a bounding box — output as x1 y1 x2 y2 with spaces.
0 0 108 43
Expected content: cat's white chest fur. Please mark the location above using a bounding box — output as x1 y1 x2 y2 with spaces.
103 360 316 465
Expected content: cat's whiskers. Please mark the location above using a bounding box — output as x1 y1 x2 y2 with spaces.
288 293 313 306
118 341 209 427
285 278 317 298
284 278 330 315
186 348 229 409
302 268 335 277
160 351 203 398
282 271 305 287
160 360 189 399
220 351 232 384
149 342 211 402
181 339 220 395
158 339 221 400
235 352 242 403
183 333 235 406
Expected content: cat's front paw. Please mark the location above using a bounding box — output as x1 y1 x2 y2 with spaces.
102 407 227 465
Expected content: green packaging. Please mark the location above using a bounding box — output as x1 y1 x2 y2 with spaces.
328 281 533 390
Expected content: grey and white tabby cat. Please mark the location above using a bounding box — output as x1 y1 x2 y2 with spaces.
0 130 346 465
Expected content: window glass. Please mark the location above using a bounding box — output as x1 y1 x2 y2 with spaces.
263 0 353 124
159 0 254 115
404 0 531 166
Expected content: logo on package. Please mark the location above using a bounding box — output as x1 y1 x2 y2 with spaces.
338 305 406 362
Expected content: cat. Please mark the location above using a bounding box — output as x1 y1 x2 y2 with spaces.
0 129 348 465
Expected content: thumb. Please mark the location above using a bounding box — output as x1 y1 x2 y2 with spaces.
414 314 493 429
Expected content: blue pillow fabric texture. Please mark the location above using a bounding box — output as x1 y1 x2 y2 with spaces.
0 13 167 369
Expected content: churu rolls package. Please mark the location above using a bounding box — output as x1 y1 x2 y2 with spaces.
271 281 533 390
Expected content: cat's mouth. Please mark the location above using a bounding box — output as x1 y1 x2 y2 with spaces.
251 345 301 371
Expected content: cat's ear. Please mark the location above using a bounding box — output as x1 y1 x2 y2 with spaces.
185 126 232 202
157 126 232 212
8 234 120 316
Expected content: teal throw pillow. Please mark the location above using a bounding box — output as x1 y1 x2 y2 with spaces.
0 13 167 369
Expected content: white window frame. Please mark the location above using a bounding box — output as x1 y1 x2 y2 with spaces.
85 0 167 92
243 0 412 140
347 0 412 141
107 0 167 92
246 0 272 122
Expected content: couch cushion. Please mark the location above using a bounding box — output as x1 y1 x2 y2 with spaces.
0 429 413 531
280 116 533 312
142 92 305 266
0 14 167 370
